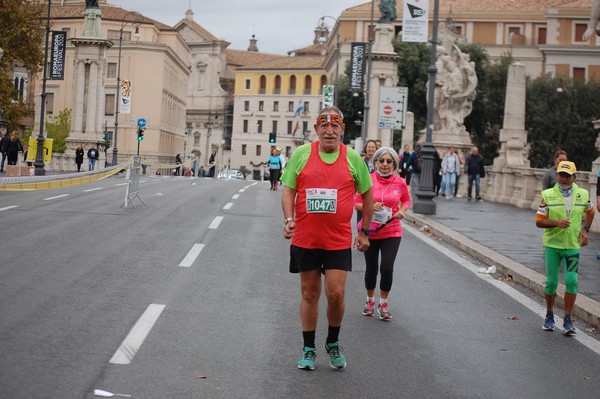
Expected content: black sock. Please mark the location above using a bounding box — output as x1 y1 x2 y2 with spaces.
303 331 316 349
546 311 554 317
326 325 340 344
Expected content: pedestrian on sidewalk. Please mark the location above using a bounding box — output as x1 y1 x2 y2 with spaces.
0 131 10 172
87 147 99 171
465 146 485 201
6 131 23 166
542 150 567 190
355 146 411 320
281 106 373 371
267 147 282 190
441 145 460 199
75 145 84 172
453 150 464 198
536 161 594 335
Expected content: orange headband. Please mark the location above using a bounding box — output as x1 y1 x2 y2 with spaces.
316 114 344 126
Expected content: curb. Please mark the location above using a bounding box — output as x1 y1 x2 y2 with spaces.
405 212 600 329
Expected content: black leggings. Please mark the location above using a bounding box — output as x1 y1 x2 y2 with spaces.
363 237 402 292
269 168 280 187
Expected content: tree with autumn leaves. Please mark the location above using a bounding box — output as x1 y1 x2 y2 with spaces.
0 0 45 131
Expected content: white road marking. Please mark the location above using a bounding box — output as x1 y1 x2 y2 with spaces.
405 224 600 356
238 189 245 192
232 194 240 199
223 202 233 210
0 205 19 211
178 243 205 267
109 304 166 365
114 183 128 186
208 216 224 229
83 187 103 192
43 194 69 201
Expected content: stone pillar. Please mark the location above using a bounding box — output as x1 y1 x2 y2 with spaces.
72 61 86 135
366 23 400 146
85 61 98 135
493 62 530 168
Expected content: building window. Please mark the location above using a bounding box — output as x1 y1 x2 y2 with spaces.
273 101 279 111
243 119 248 132
107 62 117 79
507 26 521 44
288 101 294 112
244 79 251 90
257 120 263 133
287 121 293 134
105 94 115 116
194 132 200 145
574 23 588 42
242 144 247 155
285 146 291 158
274 75 281 94
303 101 310 114
12 70 27 102
454 25 463 35
259 101 264 111
303 121 308 134
320 75 327 91
256 145 261 156
45 93 54 115
272 120 278 133
304 75 312 95
259 75 267 94
537 27 547 45
573 67 586 81
289 75 296 95
244 101 250 111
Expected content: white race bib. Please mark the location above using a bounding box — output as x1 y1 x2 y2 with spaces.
305 188 337 213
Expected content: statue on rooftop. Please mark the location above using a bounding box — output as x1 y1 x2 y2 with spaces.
583 0 600 41
378 0 397 24
85 0 99 9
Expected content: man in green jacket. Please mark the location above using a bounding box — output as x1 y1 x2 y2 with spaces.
536 161 594 335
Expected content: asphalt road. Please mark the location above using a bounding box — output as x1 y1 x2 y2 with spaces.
0 176 599 399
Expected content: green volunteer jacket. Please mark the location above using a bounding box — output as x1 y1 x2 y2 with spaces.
541 183 589 249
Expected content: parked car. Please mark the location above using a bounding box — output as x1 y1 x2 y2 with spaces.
218 169 245 180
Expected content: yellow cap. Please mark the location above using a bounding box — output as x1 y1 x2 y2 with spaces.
557 161 576 175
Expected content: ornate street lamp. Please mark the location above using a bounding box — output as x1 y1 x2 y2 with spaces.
317 16 340 106
112 11 142 166
413 0 440 215
184 123 192 162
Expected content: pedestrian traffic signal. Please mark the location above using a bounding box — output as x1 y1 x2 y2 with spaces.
137 126 145 141
103 133 111 149
269 132 276 143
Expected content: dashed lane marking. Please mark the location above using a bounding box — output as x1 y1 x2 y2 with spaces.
109 304 165 365
83 187 103 192
232 194 240 199
43 194 70 201
178 243 205 267
208 216 223 229
0 205 19 211
238 189 245 192
223 202 233 210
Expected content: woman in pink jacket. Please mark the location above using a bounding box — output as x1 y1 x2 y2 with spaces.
355 146 411 320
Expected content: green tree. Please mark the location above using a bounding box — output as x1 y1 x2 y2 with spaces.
0 0 45 129
45 108 72 153
526 76 600 170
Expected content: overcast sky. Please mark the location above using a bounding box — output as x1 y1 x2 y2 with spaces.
108 0 365 55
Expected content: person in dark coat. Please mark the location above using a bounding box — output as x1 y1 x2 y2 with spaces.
0 132 11 172
75 145 84 172
6 131 23 166
465 146 485 201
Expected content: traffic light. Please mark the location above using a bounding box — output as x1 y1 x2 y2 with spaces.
269 132 276 143
103 133 111 150
137 126 145 141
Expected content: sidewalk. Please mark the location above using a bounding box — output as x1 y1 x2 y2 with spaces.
406 196 600 329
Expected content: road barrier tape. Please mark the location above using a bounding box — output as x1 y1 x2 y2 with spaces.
0 162 131 191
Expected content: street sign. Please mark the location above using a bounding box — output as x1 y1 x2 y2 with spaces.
137 118 147 128
378 86 409 130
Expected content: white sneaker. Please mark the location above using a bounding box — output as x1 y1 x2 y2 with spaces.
456 194 462 198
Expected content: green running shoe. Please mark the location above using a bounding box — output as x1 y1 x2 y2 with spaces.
297 347 316 370
325 342 346 369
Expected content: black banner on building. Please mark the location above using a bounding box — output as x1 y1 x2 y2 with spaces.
349 42 366 93
50 31 67 80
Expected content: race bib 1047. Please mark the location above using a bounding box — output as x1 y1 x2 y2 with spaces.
305 188 337 213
